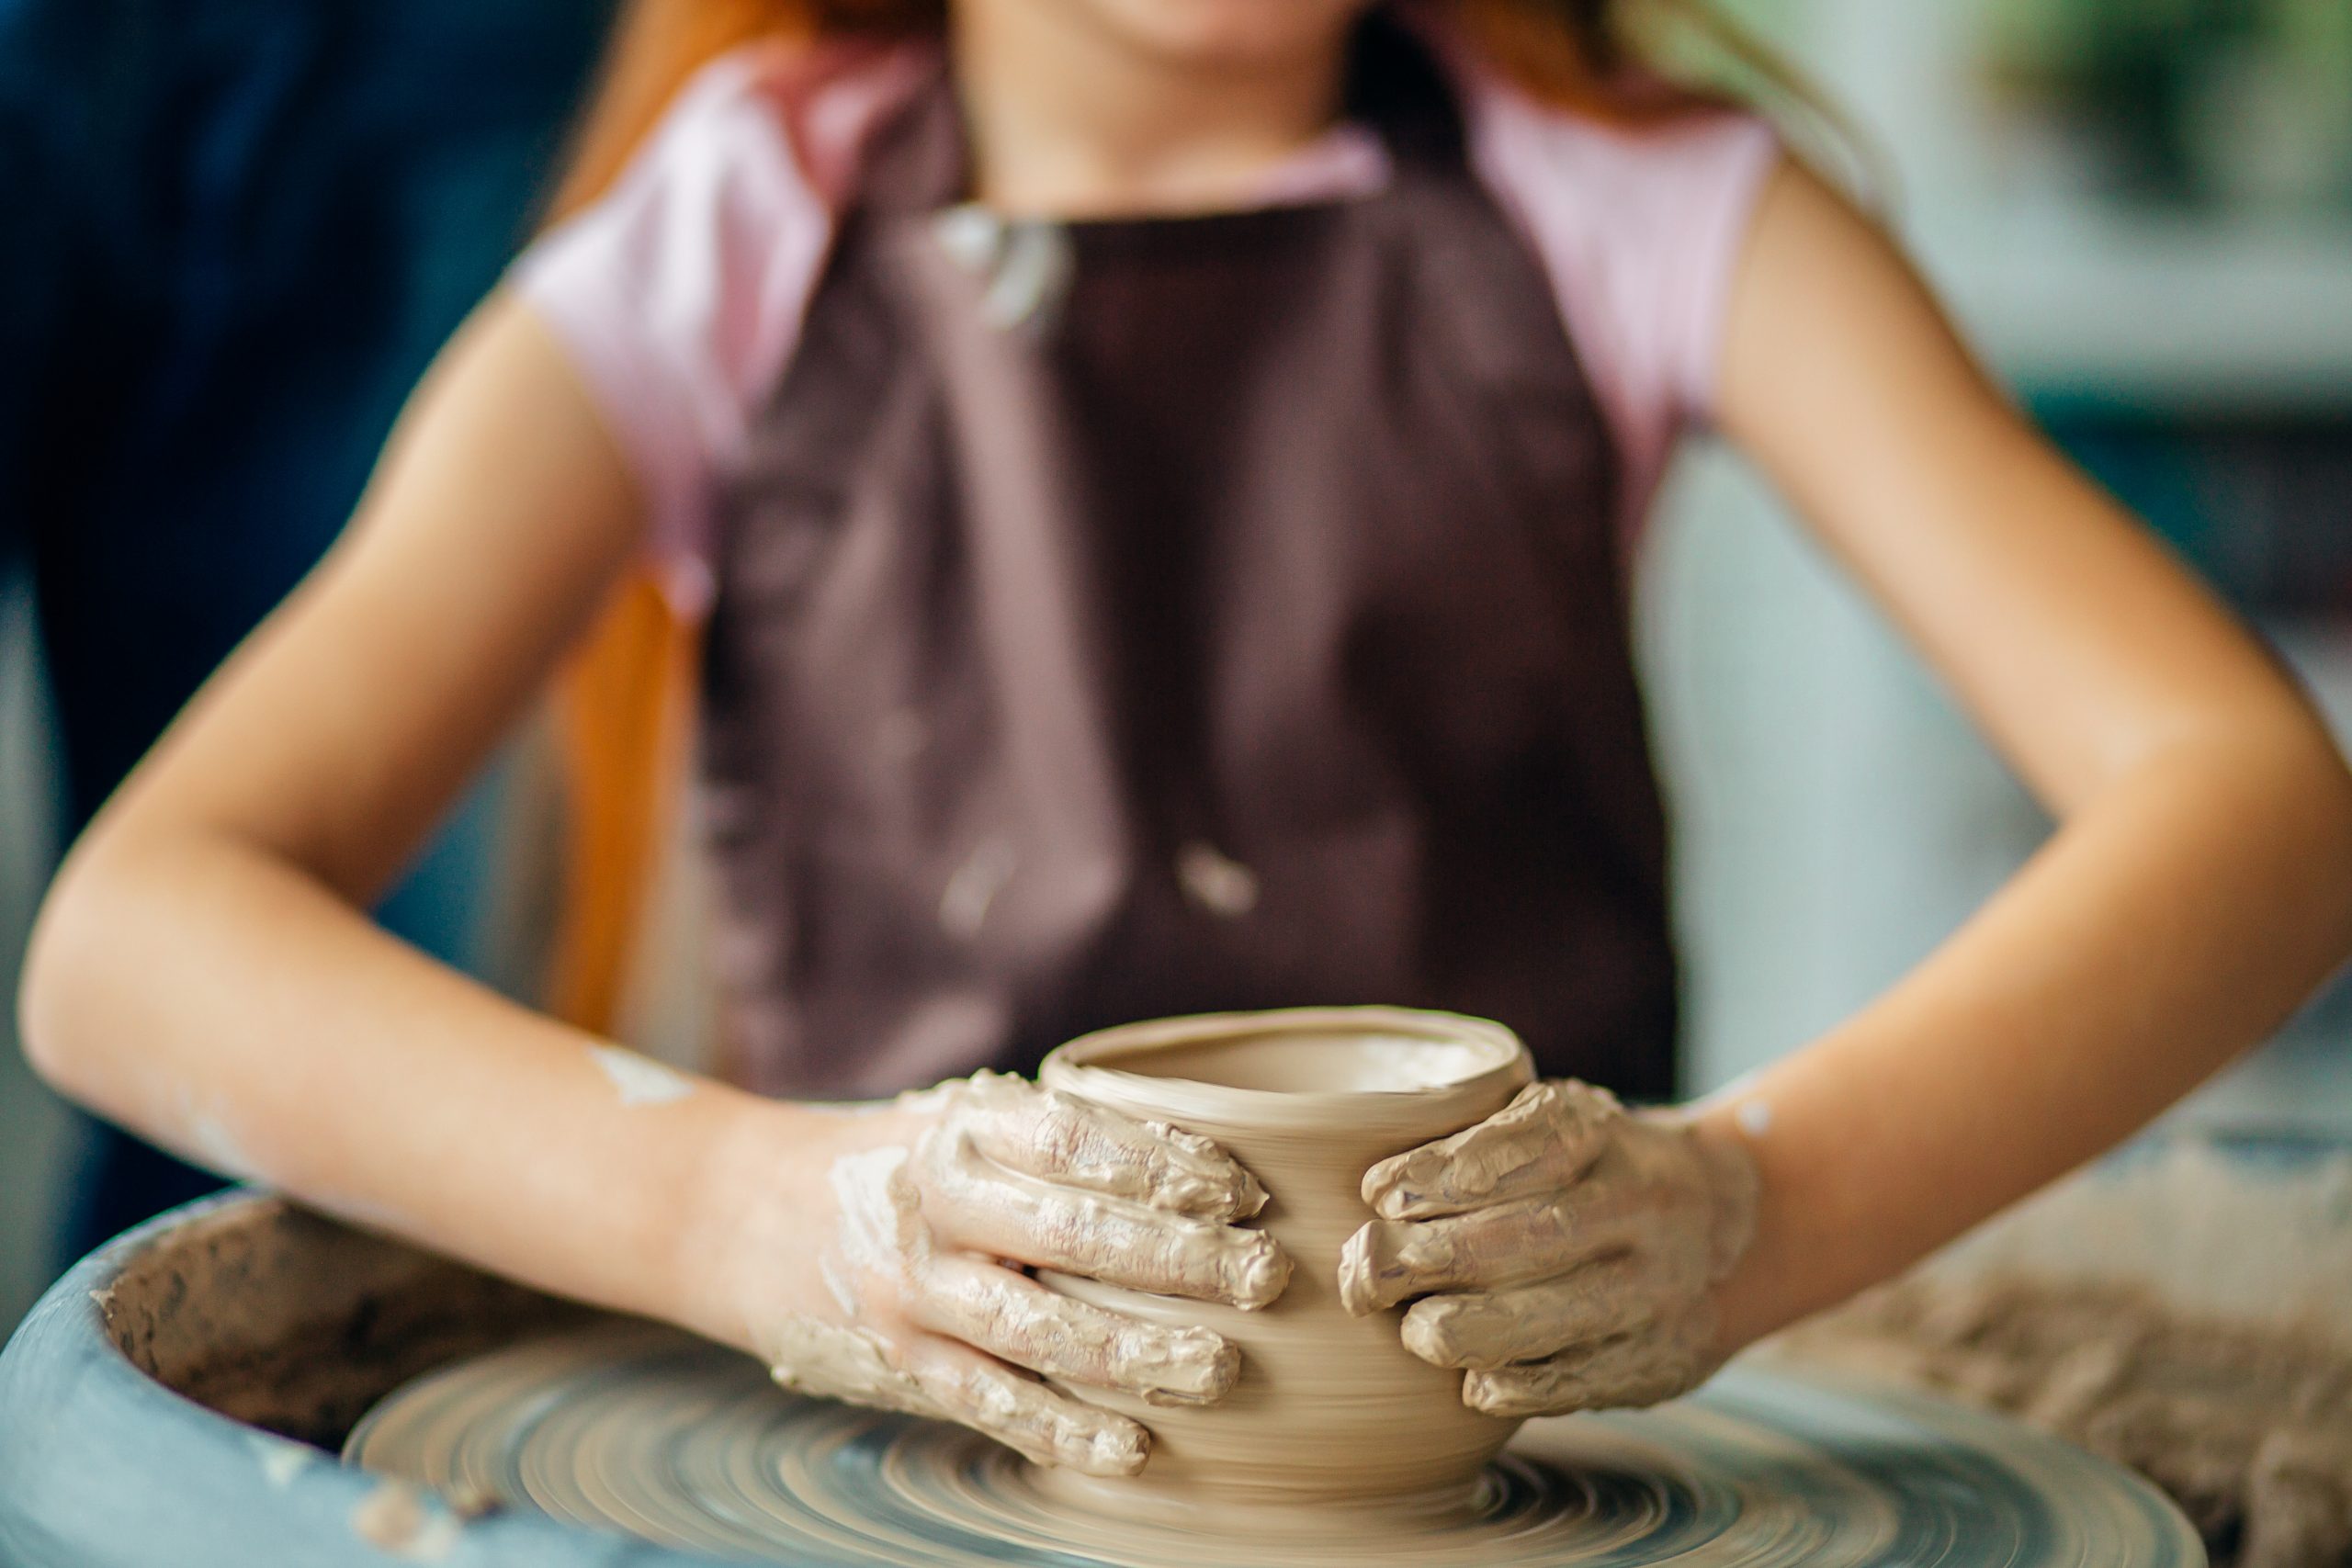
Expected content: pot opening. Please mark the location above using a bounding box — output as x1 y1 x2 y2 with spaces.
1095 1022 1511 1095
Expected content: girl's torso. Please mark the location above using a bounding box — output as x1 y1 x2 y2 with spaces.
516 11 1781 1100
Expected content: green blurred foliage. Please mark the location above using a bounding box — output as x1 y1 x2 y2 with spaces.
1980 0 2352 206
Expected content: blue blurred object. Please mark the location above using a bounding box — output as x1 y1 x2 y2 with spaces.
0 0 616 1265
2032 400 2352 615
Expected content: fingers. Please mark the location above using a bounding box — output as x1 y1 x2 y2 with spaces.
898 1334 1152 1476
1462 1326 1713 1418
914 1253 1239 1406
1399 1258 1654 1371
1362 1081 1618 1221
1338 1190 1634 1314
953 1073 1268 1223
765 1314 1149 1475
923 1130 1291 1308
1340 1078 1744 1423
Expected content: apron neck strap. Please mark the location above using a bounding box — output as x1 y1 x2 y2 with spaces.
855 6 1472 220
1342 8 1472 179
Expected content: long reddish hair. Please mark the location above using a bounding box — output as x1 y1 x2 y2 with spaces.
544 0 1830 1036
548 0 1831 222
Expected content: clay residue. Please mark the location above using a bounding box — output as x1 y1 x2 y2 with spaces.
767 1314 1150 1475
922 1122 1289 1309
1782 1275 2352 1568
100 1197 586 1447
246 1431 318 1489
350 1478 462 1562
587 1043 697 1106
1355 1079 1615 1219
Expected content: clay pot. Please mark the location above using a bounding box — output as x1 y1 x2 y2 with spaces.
1033 1006 1533 1525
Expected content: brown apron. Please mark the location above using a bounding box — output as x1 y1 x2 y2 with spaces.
700 17 1679 1102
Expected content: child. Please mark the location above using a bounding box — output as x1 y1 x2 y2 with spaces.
24 0 2352 1477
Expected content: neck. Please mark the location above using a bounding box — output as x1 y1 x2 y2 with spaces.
949 3 1352 218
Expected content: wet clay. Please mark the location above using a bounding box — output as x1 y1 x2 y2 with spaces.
1783 1276 2352 1568
1032 1008 1535 1528
96 1199 583 1448
757 1066 1282 1478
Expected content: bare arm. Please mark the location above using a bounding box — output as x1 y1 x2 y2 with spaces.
17 297 749 1328
1343 164 2352 1416
17 295 1281 1472
1698 163 2352 1345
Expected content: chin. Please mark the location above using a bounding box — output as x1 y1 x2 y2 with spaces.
1089 0 1375 70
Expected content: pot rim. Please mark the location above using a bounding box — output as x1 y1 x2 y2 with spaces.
1038 1006 1534 1128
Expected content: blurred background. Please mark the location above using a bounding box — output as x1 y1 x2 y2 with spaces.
3 0 2349 1339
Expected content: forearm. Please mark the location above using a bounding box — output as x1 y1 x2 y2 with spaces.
1700 716 2352 1348
21 824 796 1339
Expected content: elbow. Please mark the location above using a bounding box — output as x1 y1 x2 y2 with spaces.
2254 699 2352 952
2126 683 2352 971
2307 723 2352 847
17 845 126 1106
2306 739 2352 938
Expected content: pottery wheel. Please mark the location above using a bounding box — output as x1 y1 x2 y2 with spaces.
345 1324 2202 1567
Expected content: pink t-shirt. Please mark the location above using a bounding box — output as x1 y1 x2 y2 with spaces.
514 33 1780 609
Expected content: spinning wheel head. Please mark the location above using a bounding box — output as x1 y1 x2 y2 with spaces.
346 1325 2205 1567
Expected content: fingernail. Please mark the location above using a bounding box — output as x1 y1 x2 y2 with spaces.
1367 1146 1487 1220
1399 1301 1462 1367
1136 1331 1239 1406
1227 1233 1292 1311
1172 1167 1266 1223
1462 1371 1540 1419
1337 1219 1441 1314
1140 1119 1268 1221
1227 1168 1270 1221
1369 1160 1438 1220
1336 1225 1381 1315
1463 1368 1578 1420
1069 1419 1148 1476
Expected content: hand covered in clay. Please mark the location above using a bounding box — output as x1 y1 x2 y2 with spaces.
1338 1081 1757 1417
752 1072 1288 1476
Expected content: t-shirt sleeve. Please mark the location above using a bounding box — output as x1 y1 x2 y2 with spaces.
510 48 837 602
1463 77 1781 529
